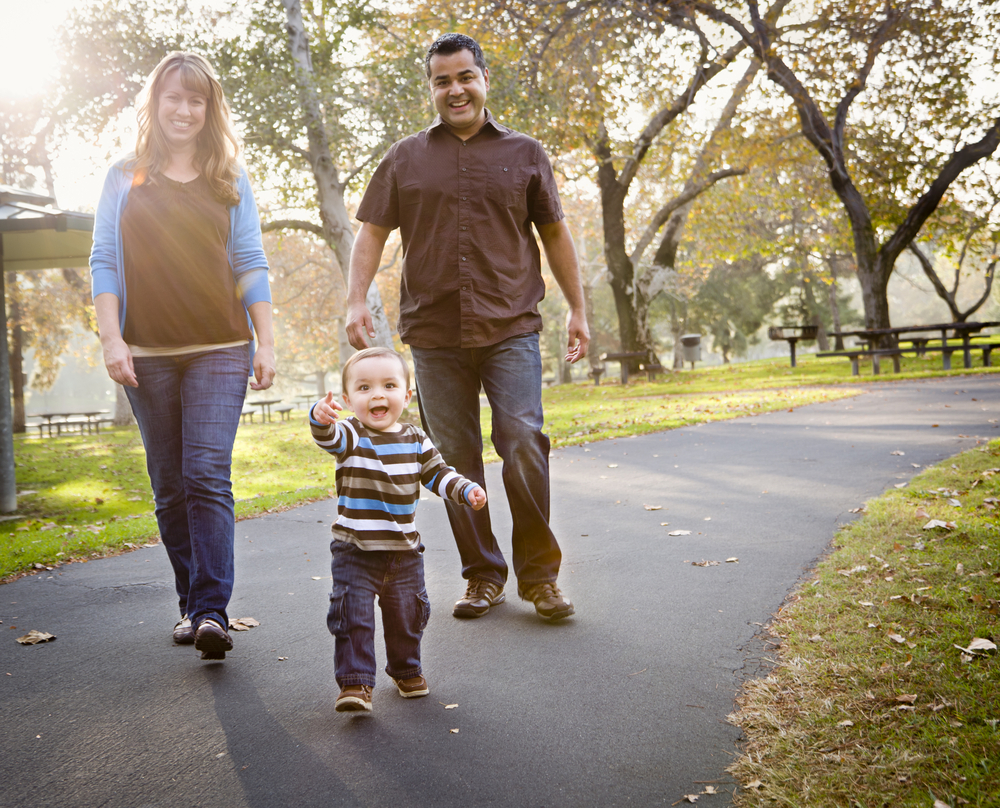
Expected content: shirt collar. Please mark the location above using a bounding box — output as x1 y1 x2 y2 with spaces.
428 108 509 139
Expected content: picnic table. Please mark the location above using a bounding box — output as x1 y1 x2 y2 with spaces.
246 398 283 423
821 321 1000 374
597 351 664 385
29 410 111 437
768 325 819 367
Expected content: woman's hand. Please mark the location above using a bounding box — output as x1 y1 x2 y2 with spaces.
102 336 138 388
250 344 276 390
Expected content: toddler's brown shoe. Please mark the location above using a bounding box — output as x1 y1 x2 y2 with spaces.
336 685 373 712
393 675 429 698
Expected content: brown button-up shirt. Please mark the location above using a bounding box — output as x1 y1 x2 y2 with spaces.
356 111 565 348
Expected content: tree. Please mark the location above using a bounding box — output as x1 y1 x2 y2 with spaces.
680 0 1000 341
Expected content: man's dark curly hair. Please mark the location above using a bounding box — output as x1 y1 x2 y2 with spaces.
425 33 488 78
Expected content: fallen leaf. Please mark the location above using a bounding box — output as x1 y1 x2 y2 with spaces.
669 530 692 536
849 507 866 514
837 719 854 727
449 728 459 734
660 522 670 526
808 634 823 643
745 780 764 790
726 557 739 563
888 633 906 644
311 576 322 580
691 559 719 567
644 505 662 511
702 786 718 795
16 630 55 645
444 704 458 710
681 796 699 804
277 656 287 661
608 464 618 468
922 519 954 530
891 450 905 456
894 483 908 488
228 617 260 632
967 638 997 652
933 800 952 808
895 694 917 704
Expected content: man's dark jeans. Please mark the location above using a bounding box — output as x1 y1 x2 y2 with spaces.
327 540 429 688
125 344 249 632
410 332 562 588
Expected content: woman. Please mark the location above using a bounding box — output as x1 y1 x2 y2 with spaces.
90 52 275 661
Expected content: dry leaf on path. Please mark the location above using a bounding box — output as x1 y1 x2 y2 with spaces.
680 796 699 804
444 704 458 710
669 530 692 536
229 617 260 632
726 557 739 563
745 780 764 790
16 630 55 645
449 728 459 734
644 505 662 511
702 786 718 795
692 560 719 567
608 464 618 468
891 450 905 456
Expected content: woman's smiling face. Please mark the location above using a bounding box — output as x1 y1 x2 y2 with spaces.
156 68 207 154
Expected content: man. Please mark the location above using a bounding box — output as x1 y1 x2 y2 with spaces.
346 33 589 622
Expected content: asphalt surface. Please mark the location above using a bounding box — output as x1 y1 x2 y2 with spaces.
2 375 997 808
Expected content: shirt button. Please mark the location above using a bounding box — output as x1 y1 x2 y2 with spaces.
461 226 467 231
462 196 467 200
462 167 467 171
503 167 508 172
462 257 467 261
462 286 467 290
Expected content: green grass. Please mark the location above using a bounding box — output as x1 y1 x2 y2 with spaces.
728 439 1000 807
2 351 996 580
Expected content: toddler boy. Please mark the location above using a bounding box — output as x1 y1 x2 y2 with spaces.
310 347 486 712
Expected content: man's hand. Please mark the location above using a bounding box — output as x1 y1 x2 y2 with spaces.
250 344 276 390
345 301 375 350
565 308 590 364
467 485 488 510
312 391 343 425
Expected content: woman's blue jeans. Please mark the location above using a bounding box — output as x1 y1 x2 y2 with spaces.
125 344 249 631
410 332 562 588
328 540 429 688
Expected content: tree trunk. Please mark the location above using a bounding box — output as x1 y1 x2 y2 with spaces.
6 273 24 433
112 383 135 427
282 0 393 350
825 259 844 350
800 272 829 350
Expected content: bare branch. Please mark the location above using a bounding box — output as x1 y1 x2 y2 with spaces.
262 219 325 236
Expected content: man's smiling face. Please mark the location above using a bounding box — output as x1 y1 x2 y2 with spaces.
428 48 489 140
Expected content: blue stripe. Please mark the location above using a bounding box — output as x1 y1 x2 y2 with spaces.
356 437 423 456
339 496 417 516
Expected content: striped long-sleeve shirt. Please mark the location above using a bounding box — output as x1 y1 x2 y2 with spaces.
311 415 477 551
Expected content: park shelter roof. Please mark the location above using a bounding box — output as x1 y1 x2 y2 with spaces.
0 185 93 272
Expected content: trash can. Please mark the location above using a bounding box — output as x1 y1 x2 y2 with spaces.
680 334 702 365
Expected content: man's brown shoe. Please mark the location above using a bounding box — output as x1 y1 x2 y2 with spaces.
453 577 505 618
393 675 429 698
194 618 233 660
336 685 373 713
518 582 574 621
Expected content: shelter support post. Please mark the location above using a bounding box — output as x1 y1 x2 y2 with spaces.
0 240 17 512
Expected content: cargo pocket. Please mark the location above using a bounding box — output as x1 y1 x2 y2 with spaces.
416 590 431 632
327 584 348 637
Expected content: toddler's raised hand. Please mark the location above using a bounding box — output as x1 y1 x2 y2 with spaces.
467 485 487 511
312 391 342 425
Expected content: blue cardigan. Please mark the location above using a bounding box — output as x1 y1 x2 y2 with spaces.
90 159 272 342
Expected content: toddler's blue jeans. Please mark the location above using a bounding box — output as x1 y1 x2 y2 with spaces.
328 540 429 688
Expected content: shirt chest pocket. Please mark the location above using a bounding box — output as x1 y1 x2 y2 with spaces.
486 165 528 207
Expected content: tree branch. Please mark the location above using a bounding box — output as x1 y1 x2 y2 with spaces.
262 219 325 236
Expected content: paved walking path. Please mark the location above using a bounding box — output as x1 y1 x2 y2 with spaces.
2 375 997 808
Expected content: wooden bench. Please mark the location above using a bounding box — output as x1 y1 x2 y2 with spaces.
587 365 605 386
275 404 296 421
818 340 1000 375
639 362 665 381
